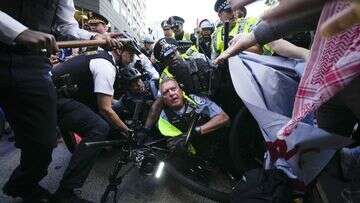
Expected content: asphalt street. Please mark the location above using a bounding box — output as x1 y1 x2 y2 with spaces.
0 134 216 203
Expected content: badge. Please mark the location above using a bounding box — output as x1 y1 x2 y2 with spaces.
192 95 206 105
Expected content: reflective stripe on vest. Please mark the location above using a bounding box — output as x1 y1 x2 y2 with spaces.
214 17 258 54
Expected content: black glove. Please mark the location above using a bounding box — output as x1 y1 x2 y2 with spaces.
167 136 187 153
135 127 151 146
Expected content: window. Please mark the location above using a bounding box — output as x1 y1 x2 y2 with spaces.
112 0 120 13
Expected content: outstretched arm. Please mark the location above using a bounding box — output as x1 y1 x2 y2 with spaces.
97 93 131 132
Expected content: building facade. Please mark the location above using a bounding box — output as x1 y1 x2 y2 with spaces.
74 0 147 40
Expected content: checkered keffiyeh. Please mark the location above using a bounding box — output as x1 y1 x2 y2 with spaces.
279 0 360 137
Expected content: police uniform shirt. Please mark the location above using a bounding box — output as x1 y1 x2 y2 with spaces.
0 0 94 44
127 54 160 80
160 94 223 121
90 52 118 96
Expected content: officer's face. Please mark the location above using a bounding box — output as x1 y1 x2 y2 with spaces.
90 23 108 34
169 52 183 67
201 28 213 38
161 80 184 110
163 27 174 38
218 9 235 23
234 8 245 18
171 23 183 35
129 78 145 94
121 51 135 65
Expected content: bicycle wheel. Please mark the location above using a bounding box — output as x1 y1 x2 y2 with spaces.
229 107 265 175
165 160 231 202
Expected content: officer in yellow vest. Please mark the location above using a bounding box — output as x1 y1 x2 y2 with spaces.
158 78 229 151
153 37 214 96
185 19 215 59
168 16 191 41
211 0 272 60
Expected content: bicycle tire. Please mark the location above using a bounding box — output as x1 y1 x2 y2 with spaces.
165 162 231 202
228 107 265 175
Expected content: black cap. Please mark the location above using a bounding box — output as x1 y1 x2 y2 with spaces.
168 16 185 27
153 37 178 62
214 0 231 13
161 20 171 29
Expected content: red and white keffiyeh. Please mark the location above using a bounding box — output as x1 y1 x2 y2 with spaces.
279 0 360 137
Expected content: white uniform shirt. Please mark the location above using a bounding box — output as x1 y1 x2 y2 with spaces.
0 0 94 45
89 52 117 96
128 54 160 80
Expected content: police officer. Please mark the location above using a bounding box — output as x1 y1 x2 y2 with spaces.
168 16 191 41
51 43 138 202
87 18 108 34
0 1 119 202
161 20 174 38
196 19 215 59
184 19 215 59
158 78 229 152
153 37 215 96
141 36 155 58
113 68 159 142
212 0 267 60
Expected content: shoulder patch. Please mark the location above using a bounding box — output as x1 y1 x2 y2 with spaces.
191 95 206 105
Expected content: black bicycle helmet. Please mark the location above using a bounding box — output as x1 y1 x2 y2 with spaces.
121 67 142 82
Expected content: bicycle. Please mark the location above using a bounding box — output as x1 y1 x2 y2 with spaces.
85 112 235 203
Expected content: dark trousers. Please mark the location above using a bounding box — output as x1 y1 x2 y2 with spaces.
57 98 109 189
0 52 56 191
317 76 360 137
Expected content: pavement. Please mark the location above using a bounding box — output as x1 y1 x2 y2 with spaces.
0 134 216 203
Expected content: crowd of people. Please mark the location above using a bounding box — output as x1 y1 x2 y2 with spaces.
0 0 359 202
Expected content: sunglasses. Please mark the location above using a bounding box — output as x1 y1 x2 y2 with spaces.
163 28 171 31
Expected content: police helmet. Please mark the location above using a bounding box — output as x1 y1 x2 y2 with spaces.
214 0 232 13
121 67 142 82
168 16 185 28
153 37 178 62
161 20 171 29
143 36 155 44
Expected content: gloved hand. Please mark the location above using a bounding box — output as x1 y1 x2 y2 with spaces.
135 127 151 146
167 136 187 153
